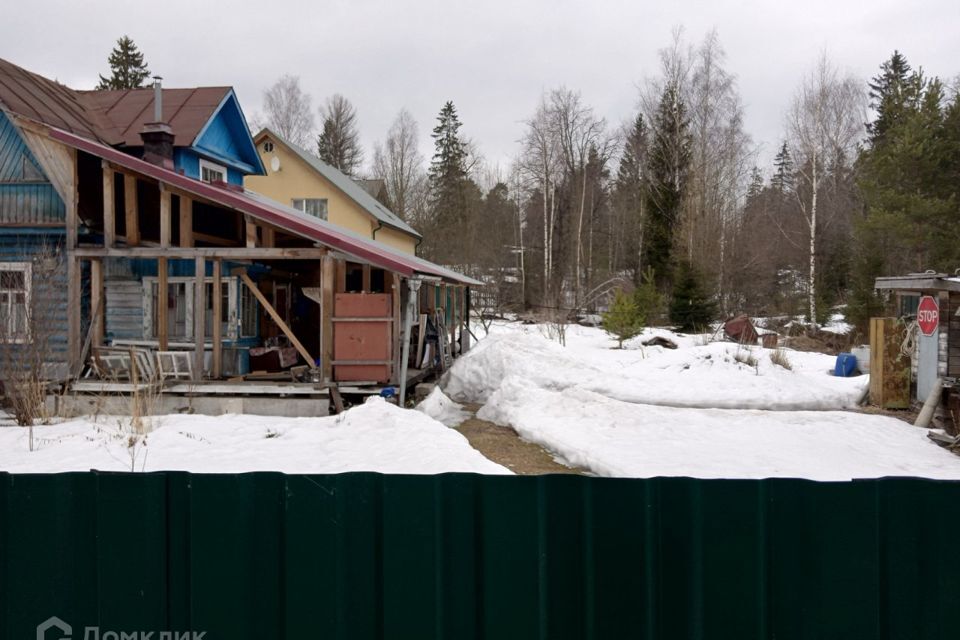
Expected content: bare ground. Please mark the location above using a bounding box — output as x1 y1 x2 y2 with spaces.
457 403 584 475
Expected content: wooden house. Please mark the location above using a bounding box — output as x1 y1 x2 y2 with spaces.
0 58 477 415
245 129 421 254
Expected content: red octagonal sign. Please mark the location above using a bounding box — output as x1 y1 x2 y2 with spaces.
918 295 940 336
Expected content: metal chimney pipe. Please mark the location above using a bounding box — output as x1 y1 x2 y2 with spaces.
153 76 163 122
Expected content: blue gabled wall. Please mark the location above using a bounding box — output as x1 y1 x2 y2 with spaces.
173 91 264 184
0 111 65 224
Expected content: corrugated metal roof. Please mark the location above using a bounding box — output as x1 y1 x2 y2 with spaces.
79 86 232 147
49 127 479 286
0 57 107 141
256 128 422 239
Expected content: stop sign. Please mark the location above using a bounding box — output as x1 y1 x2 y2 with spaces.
917 296 939 336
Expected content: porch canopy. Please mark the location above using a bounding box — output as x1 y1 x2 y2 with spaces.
49 127 480 287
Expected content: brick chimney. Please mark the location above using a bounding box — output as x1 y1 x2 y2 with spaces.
139 76 175 169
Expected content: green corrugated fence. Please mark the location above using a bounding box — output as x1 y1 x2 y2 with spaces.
1 472 958 639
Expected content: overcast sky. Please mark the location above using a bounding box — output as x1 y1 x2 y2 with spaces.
4 0 959 180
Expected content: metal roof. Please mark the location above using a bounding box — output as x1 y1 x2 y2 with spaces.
874 273 960 293
49 127 479 286
79 86 232 147
255 128 422 239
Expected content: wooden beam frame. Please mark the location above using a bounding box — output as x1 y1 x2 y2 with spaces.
90 258 104 348
321 255 335 382
157 257 168 351
245 215 257 248
123 174 139 246
72 247 329 260
67 148 80 373
238 271 314 366
179 195 194 248
102 161 115 248
159 185 171 248
212 259 222 379
193 257 205 380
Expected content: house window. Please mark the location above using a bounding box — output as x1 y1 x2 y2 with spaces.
292 198 328 220
199 159 227 184
0 263 31 342
240 285 258 337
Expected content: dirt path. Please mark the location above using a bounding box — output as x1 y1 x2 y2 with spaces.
457 404 584 475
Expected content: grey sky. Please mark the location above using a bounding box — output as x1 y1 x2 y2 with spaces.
4 0 959 180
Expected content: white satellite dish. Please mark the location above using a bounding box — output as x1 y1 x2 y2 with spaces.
270 156 281 172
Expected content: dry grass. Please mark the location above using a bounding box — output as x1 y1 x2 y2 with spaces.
770 347 793 370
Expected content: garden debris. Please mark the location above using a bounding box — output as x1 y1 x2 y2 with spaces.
642 336 678 349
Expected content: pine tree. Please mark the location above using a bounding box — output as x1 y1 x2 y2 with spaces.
746 166 764 203
97 36 151 90
632 266 664 325
645 82 691 289
602 289 643 348
669 261 716 331
317 94 363 176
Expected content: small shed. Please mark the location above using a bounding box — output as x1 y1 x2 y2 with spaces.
874 272 960 426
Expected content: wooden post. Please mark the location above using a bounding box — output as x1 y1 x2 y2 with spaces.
67 149 80 373
362 264 371 293
124 174 139 246
102 161 115 247
159 185 171 248
179 195 193 247
193 257 205 380
391 273 401 384
335 259 346 293
321 255 335 382
245 215 257 248
212 259 222 379
261 226 275 248
90 258 104 348
157 257 168 351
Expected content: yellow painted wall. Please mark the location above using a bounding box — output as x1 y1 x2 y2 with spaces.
245 134 418 254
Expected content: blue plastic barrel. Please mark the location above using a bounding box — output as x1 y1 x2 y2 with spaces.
834 353 858 377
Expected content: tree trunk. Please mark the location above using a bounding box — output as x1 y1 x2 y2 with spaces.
808 157 819 329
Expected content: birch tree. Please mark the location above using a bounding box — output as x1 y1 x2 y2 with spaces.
786 54 864 327
260 75 315 148
373 108 425 222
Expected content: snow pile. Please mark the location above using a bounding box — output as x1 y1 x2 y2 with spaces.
446 324 868 411
479 377 960 480
416 387 471 427
0 398 510 475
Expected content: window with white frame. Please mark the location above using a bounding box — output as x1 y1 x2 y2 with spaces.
143 276 247 341
0 262 31 342
199 159 227 184
291 198 328 220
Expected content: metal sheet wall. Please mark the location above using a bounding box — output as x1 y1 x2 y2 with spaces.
1 472 958 639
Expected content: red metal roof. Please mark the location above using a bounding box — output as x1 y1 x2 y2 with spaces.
49 127 480 286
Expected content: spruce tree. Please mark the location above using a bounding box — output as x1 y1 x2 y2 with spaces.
866 51 919 147
645 82 690 289
669 261 716 332
97 36 151 90
770 142 793 194
425 101 471 262
613 113 649 282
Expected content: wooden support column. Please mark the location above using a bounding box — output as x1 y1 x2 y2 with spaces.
391 273 401 384
102 161 115 247
362 264 371 293
124 174 139 246
67 149 81 373
157 257 168 351
179 195 193 247
335 259 346 293
212 259 222 379
90 259 104 348
321 255 335 382
193 257 205 380
245 215 257 248
159 185 171 248
261 226 275 248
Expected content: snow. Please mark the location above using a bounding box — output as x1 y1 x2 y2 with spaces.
479 377 960 480
0 398 509 475
448 321 960 480
416 387 471 427
447 323 868 411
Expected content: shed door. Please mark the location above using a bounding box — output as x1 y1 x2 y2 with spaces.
917 327 939 402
